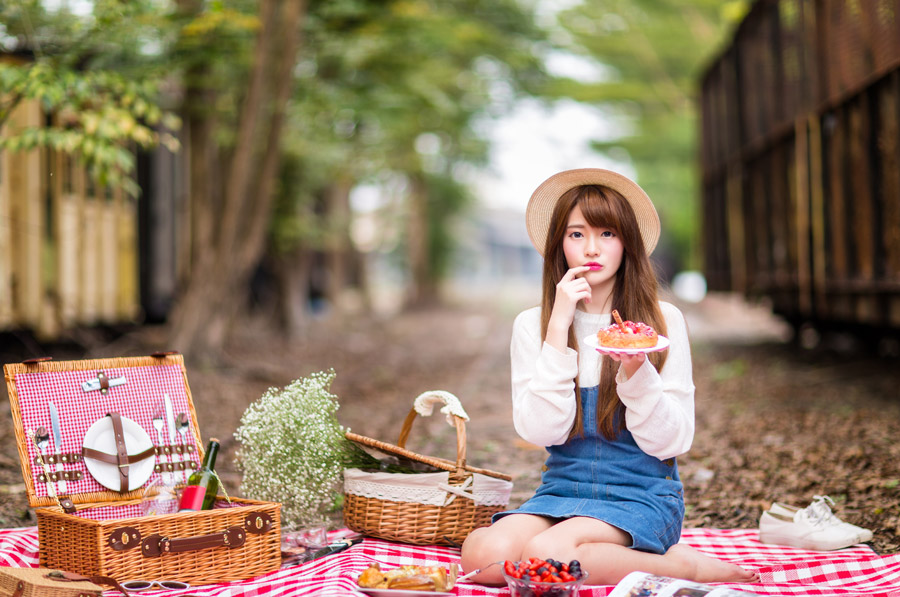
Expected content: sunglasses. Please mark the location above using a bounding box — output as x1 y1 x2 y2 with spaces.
121 579 190 591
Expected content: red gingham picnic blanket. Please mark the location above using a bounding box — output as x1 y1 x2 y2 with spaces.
2 526 899 596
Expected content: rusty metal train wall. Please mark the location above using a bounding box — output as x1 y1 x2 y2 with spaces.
701 0 900 336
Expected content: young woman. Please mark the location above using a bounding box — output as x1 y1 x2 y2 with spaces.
460 169 757 586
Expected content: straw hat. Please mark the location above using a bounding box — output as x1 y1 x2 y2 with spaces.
525 168 661 256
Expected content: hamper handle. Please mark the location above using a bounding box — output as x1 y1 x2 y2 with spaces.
43 570 132 596
141 526 246 557
396 392 467 471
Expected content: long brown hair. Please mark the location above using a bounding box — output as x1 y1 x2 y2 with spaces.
539 184 668 440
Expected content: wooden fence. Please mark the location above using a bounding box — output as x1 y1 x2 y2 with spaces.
0 95 141 339
700 0 900 333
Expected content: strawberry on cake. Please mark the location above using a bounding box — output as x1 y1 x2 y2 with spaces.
597 309 658 349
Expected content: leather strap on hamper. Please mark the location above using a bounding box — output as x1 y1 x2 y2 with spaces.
141 526 247 557
40 570 131 595
81 412 155 492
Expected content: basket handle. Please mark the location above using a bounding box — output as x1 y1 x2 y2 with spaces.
396 391 468 472
141 526 246 557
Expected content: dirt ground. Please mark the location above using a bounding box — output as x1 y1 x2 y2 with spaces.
2 291 899 555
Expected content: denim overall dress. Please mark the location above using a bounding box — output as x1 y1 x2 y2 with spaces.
494 385 685 554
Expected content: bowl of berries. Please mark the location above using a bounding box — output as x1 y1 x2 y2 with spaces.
502 558 587 597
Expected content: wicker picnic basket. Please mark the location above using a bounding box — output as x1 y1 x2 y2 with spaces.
0 567 104 597
342 391 513 546
4 355 281 585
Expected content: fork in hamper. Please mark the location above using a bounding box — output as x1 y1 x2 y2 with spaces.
152 405 169 483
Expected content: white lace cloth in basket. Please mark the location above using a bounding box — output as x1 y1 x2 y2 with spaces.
413 390 470 424
344 468 512 508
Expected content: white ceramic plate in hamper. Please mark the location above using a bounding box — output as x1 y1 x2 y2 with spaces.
81 415 155 491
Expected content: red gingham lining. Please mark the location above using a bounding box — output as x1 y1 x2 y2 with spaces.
2 527 900 596
71 503 145 521
12 364 199 499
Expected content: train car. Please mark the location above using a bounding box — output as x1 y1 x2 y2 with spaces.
1 52 182 340
700 0 900 341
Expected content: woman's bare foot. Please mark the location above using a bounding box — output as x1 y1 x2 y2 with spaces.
666 544 759 583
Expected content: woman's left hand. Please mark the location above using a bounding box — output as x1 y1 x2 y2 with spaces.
602 350 645 379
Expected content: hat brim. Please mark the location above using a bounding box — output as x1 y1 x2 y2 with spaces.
525 168 660 256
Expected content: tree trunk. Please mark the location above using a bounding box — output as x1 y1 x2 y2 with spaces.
275 247 313 338
323 179 351 310
349 237 372 314
167 0 307 359
405 172 439 308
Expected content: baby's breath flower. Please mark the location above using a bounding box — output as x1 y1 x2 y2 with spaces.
234 369 379 529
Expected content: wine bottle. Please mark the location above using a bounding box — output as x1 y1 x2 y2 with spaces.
178 438 220 512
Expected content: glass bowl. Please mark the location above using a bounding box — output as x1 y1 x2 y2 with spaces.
138 476 181 516
502 570 588 597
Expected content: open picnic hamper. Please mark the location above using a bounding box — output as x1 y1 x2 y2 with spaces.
3 354 281 585
342 390 513 546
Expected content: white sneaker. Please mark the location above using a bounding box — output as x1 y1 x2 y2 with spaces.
769 496 873 544
759 495 872 551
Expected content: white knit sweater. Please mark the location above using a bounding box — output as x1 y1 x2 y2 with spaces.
509 301 695 461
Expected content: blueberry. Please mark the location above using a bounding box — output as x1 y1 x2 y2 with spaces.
568 559 582 577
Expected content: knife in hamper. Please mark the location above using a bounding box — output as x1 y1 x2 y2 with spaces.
163 394 179 479
49 401 66 493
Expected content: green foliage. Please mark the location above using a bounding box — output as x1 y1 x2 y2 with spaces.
0 1 180 197
171 1 260 130
273 0 548 287
552 0 749 269
5 0 548 289
270 151 329 254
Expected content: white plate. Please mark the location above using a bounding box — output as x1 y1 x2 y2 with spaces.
82 415 155 492
356 589 453 597
582 333 670 355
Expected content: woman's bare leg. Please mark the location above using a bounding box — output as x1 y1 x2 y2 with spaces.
521 518 758 586
460 514 553 585
662 544 759 584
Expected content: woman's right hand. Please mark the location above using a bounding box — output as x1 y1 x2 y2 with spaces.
546 266 591 350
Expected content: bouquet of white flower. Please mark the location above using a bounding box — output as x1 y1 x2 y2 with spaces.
234 369 381 529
